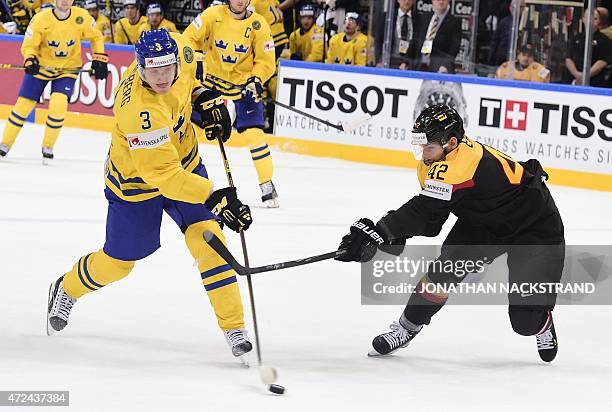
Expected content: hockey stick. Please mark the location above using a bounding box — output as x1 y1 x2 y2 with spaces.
203 72 372 132
204 230 346 276
0 63 92 74
212 133 279 385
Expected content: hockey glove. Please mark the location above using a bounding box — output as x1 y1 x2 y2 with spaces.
242 76 264 103
24 56 39 75
91 53 109 80
205 187 252 233
192 88 232 142
335 218 386 263
290 52 303 61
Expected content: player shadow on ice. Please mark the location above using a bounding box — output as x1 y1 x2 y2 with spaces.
13 332 247 372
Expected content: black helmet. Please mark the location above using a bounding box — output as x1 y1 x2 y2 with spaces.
412 104 464 146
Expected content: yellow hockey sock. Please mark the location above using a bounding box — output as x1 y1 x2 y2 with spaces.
239 128 273 184
42 92 68 149
63 249 135 299
1 97 36 148
185 220 245 331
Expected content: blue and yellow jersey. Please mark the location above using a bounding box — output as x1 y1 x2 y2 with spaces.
21 7 105 80
289 24 324 62
251 0 288 49
138 18 178 37
325 32 367 66
105 33 213 204
183 5 276 99
114 15 146 45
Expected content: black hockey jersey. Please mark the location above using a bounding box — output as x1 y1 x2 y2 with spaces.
379 137 561 240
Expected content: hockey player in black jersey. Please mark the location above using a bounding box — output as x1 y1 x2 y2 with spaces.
336 104 564 362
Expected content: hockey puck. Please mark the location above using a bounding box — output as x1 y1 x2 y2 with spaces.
268 384 285 395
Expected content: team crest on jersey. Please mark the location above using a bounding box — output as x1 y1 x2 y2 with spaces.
215 39 229 50
47 40 60 48
234 44 249 53
252 20 261 30
66 39 75 47
76 16 84 24
183 46 194 63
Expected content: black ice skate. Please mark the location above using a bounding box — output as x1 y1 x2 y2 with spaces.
369 317 423 356
260 180 279 208
535 312 557 362
42 147 54 166
47 275 76 336
0 143 8 158
224 328 253 366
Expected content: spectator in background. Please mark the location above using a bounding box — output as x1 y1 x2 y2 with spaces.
488 0 525 67
564 7 611 88
289 3 324 62
378 0 418 70
597 7 612 40
414 0 461 73
83 0 114 43
325 11 367 66
138 3 177 34
496 45 550 82
114 0 146 45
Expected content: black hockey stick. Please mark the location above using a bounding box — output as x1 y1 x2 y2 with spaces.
0 63 92 74
203 72 372 132
204 230 346 276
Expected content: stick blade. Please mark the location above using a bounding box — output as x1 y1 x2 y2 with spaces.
341 114 372 133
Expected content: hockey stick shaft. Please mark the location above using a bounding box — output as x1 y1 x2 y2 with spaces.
0 63 91 73
204 230 346 275
203 73 369 132
215 135 263 365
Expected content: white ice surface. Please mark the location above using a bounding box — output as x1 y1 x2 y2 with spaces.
0 122 611 411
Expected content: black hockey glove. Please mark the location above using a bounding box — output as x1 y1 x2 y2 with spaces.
91 53 109 80
24 56 39 75
192 88 232 142
335 218 386 263
290 52 303 61
205 187 252 233
242 76 264 103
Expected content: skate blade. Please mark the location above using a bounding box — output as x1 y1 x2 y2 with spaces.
42 158 50 166
263 198 279 208
238 354 250 368
46 283 55 336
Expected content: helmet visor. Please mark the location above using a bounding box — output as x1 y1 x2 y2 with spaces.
410 132 428 160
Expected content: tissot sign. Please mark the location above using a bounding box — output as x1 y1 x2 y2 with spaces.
276 61 612 175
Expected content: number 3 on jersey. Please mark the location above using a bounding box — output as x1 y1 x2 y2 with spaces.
140 111 151 130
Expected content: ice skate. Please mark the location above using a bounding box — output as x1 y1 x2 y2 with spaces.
47 275 76 336
224 328 253 366
0 143 9 158
369 318 423 356
536 312 558 362
42 146 54 165
260 180 279 208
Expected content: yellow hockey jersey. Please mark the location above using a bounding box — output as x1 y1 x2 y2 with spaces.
138 18 178 36
114 15 146 45
251 0 288 49
21 7 105 80
105 32 213 204
495 61 550 83
183 5 276 99
289 24 324 62
325 32 367 66
94 13 114 43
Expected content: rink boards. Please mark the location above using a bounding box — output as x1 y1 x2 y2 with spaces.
0 34 610 191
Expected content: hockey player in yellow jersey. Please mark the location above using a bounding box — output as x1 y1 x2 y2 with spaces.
184 0 279 207
250 0 289 132
83 0 113 43
325 12 368 66
0 0 108 163
496 45 550 83
114 0 146 45
46 29 256 362
137 2 177 36
337 104 564 363
289 3 324 62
